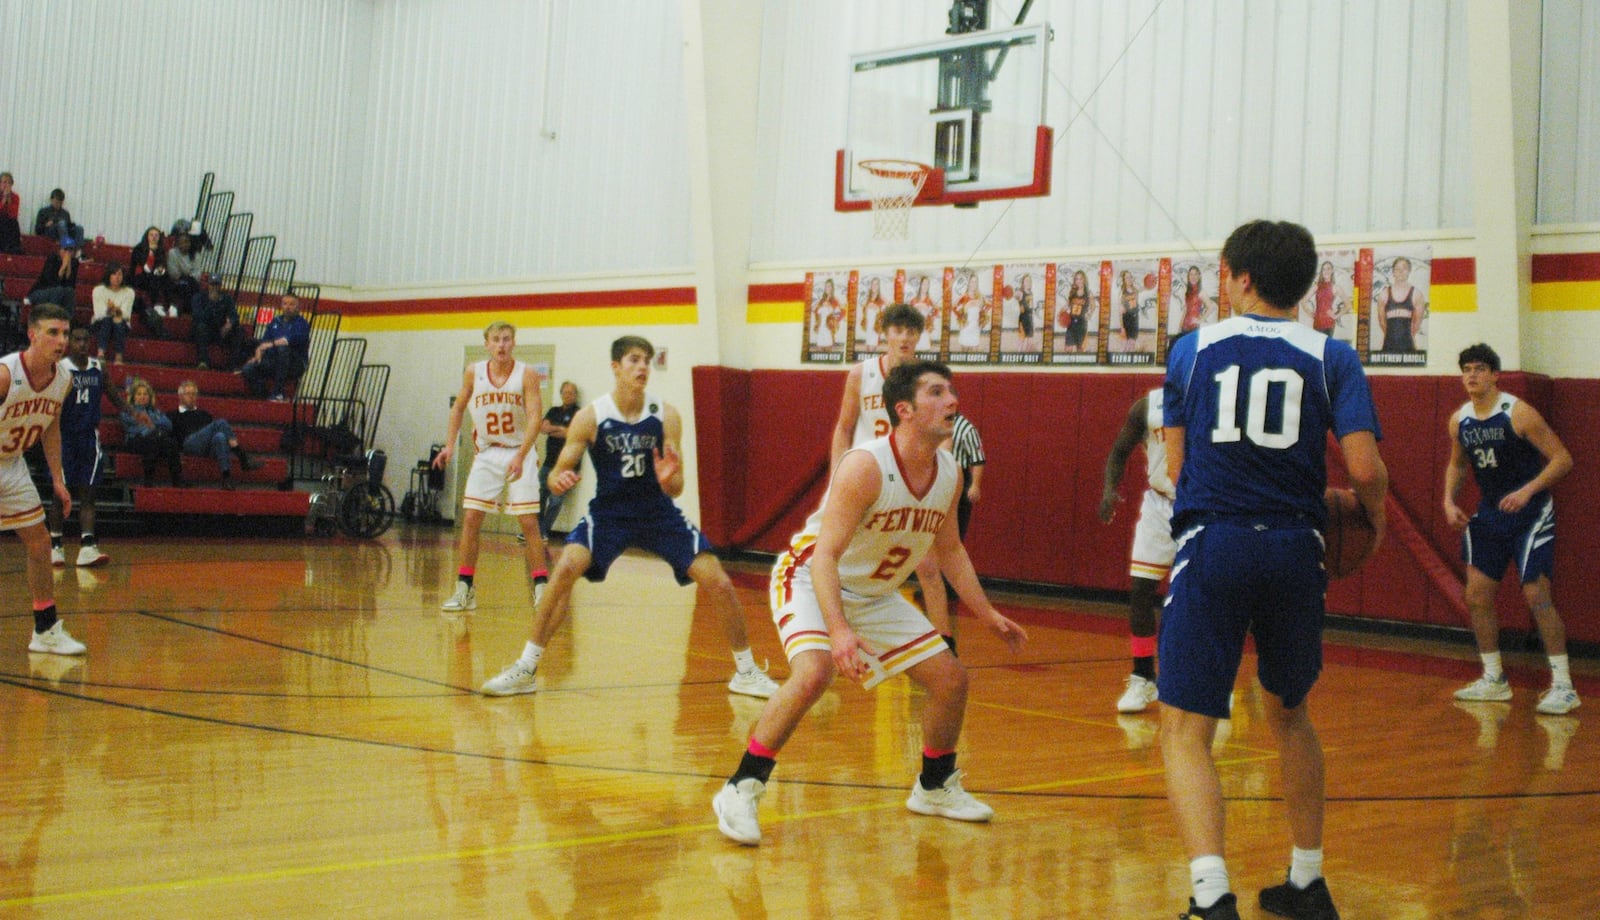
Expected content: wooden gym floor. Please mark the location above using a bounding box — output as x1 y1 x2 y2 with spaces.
2 527 1595 918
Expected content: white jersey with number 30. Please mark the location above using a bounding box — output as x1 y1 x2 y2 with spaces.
789 436 958 601
468 360 530 450
0 352 70 460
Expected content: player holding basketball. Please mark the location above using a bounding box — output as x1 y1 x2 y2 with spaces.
2 304 88 656
712 361 1027 846
830 303 955 646
1161 220 1386 920
1098 385 1174 714
1445 343 1578 715
478 335 778 699
432 322 551 613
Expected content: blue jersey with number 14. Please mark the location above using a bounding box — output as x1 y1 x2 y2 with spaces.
1165 315 1380 528
587 392 677 519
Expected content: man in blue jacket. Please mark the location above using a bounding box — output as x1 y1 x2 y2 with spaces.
240 294 311 401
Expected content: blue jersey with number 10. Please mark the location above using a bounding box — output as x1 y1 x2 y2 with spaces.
587 392 677 519
1165 315 1380 528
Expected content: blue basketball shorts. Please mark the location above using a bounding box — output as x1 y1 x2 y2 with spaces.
1157 520 1329 718
566 509 713 585
60 433 104 489
1464 496 1555 584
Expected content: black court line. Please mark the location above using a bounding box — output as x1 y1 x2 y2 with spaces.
3 675 1594 804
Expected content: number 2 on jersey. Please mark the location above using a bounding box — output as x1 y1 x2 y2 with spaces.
482 411 514 436
868 546 912 581
1211 365 1303 449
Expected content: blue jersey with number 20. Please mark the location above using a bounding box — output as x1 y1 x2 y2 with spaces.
1165 315 1380 529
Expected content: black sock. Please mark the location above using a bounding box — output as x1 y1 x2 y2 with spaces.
731 751 776 786
942 633 957 655
920 751 957 790
459 573 474 589
34 605 58 633
1133 655 1156 681
50 533 63 548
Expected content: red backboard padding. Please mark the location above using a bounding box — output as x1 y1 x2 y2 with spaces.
695 366 1600 642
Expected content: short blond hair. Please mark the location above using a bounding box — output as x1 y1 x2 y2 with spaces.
484 321 516 340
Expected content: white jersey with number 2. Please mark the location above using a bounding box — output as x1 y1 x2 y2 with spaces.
785 435 958 601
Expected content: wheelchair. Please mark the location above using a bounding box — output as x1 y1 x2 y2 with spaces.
307 448 396 539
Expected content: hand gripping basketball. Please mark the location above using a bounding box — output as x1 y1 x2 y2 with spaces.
1323 488 1377 579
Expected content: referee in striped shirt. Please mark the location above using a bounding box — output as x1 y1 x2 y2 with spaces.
947 413 984 539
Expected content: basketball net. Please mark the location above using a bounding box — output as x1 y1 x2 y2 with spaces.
859 159 930 241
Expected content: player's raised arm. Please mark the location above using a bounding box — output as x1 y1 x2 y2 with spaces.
433 367 476 468
809 448 882 680
547 406 596 495
1100 396 1148 523
830 363 865 472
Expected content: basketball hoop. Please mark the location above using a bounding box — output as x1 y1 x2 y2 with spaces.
858 159 931 241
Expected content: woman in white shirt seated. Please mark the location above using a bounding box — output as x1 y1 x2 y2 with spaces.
91 264 135 364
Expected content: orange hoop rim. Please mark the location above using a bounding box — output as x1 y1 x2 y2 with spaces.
858 158 933 181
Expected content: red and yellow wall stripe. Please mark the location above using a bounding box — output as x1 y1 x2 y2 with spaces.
328 287 699 333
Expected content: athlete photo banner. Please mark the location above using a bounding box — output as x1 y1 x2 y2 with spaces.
945 265 994 365
848 270 893 360
1297 250 1359 346
1046 260 1103 365
1363 245 1431 366
1108 259 1162 366
995 262 1046 365
802 270 849 364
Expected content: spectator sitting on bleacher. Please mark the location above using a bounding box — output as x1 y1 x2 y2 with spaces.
120 377 184 487
27 237 81 310
240 294 310 401
165 232 201 310
0 172 21 254
90 264 134 364
173 380 258 490
191 273 247 370
33 188 76 242
129 226 176 318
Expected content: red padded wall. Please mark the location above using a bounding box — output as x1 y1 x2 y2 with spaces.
695 366 1600 642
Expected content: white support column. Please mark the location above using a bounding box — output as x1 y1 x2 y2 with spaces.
1463 0 1543 370
681 0 764 370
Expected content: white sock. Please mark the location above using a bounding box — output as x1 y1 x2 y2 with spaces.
1480 652 1504 681
1189 855 1230 908
1549 654 1571 688
518 642 544 670
1289 846 1324 888
733 647 756 674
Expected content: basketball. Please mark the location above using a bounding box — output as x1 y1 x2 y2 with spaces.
1143 272 1157 289
1323 488 1376 579
1003 284 1015 300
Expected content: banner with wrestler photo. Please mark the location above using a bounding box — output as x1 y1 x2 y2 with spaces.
1363 245 1431 366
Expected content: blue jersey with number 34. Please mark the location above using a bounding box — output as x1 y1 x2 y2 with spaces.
1165 315 1380 528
